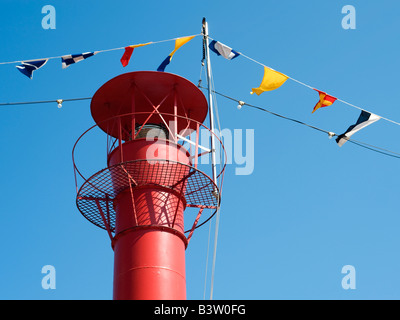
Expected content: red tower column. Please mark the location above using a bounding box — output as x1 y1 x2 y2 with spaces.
109 139 190 300
73 71 224 300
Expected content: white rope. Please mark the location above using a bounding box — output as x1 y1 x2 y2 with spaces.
0 34 201 65
203 218 212 300
198 61 213 300
206 50 222 301
336 98 400 126
198 46 226 299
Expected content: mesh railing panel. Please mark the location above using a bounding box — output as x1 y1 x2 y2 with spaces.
76 160 219 233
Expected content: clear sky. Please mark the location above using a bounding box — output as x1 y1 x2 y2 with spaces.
1 0 400 300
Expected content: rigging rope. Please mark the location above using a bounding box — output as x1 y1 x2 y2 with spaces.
208 60 222 301
0 97 91 106
1 88 399 160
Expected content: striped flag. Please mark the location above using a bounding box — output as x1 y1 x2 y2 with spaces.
336 110 381 147
209 40 240 60
61 52 97 69
157 36 195 72
16 59 48 79
312 89 337 113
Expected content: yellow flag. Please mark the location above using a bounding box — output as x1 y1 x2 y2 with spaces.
170 36 196 58
251 66 288 95
158 36 196 72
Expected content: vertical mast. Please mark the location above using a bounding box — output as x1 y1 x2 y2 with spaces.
202 18 218 189
202 17 220 301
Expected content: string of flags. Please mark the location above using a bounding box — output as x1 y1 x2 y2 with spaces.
3 34 200 79
210 88 400 159
1 31 398 150
205 37 395 148
15 52 100 78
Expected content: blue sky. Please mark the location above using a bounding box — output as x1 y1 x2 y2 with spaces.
1 0 400 300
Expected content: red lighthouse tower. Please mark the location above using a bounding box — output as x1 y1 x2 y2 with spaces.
72 71 225 300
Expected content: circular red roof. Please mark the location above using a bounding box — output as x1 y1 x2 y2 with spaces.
91 71 208 139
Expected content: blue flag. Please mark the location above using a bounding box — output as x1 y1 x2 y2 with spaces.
157 56 172 72
16 59 48 79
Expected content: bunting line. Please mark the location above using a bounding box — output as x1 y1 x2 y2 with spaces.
0 34 201 66
1 30 400 130
206 36 400 128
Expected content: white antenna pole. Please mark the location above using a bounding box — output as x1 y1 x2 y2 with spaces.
202 17 220 301
202 18 218 188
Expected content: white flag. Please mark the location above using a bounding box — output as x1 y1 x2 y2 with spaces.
209 40 240 60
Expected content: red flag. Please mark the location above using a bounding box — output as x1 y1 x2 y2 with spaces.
120 47 134 67
312 89 337 113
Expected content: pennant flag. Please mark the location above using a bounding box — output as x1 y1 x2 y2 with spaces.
16 59 48 79
209 40 240 60
120 42 152 67
312 89 337 113
251 66 289 95
120 47 134 67
61 52 97 69
157 36 195 72
336 110 381 147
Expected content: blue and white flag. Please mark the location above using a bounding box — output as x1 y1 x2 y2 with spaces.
16 59 48 79
209 40 240 60
336 110 381 147
61 52 97 69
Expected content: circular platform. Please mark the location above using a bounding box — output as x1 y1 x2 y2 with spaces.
76 159 219 234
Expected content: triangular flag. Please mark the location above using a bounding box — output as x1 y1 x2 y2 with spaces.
120 43 152 67
251 66 289 95
61 52 97 69
209 40 240 60
16 59 48 79
312 89 337 113
157 36 195 72
336 110 381 147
